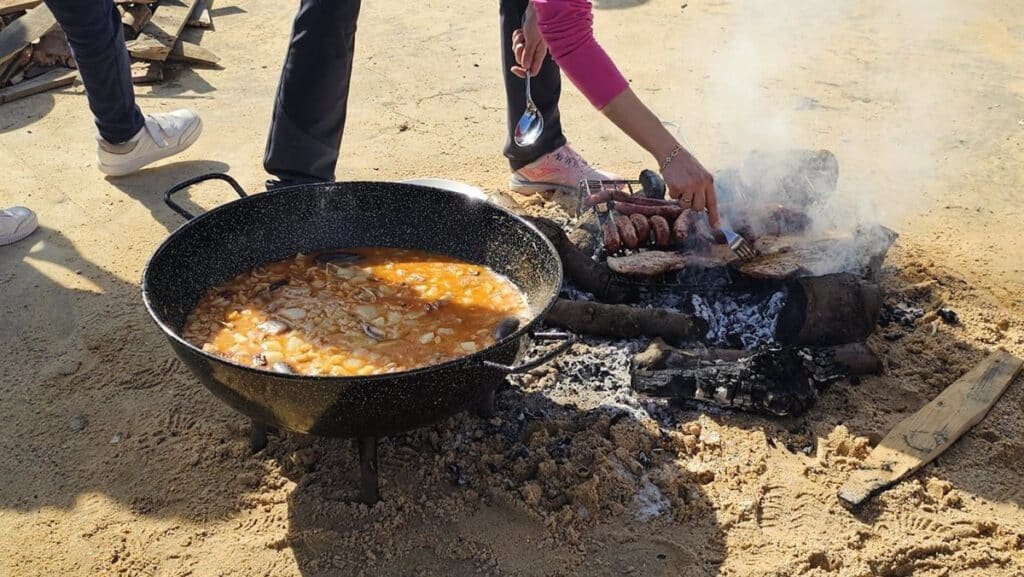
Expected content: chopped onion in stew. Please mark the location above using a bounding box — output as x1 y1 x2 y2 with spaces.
182 248 529 376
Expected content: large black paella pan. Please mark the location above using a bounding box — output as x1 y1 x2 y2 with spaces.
142 174 571 501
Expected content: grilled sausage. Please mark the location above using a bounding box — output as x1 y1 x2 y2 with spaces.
673 209 693 243
650 215 671 248
628 214 650 246
584 190 613 207
602 218 622 254
613 202 684 219
611 191 674 205
614 214 639 250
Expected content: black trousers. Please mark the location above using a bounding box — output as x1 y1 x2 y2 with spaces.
43 0 145 143
499 0 566 170
264 0 566 184
263 0 362 184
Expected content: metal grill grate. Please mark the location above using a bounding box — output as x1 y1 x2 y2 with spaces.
574 177 744 295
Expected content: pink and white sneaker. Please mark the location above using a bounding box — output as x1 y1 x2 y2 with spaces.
510 144 618 197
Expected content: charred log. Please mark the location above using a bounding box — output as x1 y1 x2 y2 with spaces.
631 342 868 417
632 345 819 416
544 299 707 343
526 216 634 303
633 338 881 375
775 273 881 346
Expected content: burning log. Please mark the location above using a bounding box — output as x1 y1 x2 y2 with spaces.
631 339 877 417
775 273 881 346
544 299 707 343
633 338 881 375
526 216 634 304
631 344 821 416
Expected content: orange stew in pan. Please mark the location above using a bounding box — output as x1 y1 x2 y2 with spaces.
183 248 529 376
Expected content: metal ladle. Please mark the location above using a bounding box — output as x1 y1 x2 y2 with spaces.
513 71 543 147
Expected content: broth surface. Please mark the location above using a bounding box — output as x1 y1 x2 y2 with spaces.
182 248 529 376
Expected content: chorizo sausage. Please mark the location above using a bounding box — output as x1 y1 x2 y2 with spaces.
650 215 671 248
611 191 674 205
613 214 639 250
673 209 693 243
612 202 684 219
584 190 613 207
628 214 650 246
602 218 622 254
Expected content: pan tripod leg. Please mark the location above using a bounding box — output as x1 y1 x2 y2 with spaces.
356 436 380 504
250 420 277 453
474 384 498 418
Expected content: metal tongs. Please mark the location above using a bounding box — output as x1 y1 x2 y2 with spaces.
693 211 758 262
651 168 758 262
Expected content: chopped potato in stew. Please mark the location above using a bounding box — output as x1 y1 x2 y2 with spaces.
182 248 529 376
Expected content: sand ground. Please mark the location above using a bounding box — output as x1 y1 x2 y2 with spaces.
1 0 1023 575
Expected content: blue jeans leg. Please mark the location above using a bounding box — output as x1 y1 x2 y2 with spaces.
43 0 146 144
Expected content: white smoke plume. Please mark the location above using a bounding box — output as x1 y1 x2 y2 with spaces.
667 0 976 273
675 0 971 232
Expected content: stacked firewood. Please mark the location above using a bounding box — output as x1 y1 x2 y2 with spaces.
0 0 219 105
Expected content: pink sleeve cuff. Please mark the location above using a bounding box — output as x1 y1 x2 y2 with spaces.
533 0 629 109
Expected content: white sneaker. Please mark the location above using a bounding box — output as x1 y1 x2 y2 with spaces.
97 109 203 176
0 206 38 246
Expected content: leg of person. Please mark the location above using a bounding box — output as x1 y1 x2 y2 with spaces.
0 207 38 246
264 0 362 188
43 0 201 176
501 0 565 171
500 0 617 199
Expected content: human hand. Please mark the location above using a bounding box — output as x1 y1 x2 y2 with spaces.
661 147 719 227
511 4 547 78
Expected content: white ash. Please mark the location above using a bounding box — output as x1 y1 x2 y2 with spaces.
690 290 787 349
559 285 596 302
515 337 680 426
632 477 672 522
634 289 687 311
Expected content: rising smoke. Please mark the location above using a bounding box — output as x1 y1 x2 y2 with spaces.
678 0 968 235
669 0 973 274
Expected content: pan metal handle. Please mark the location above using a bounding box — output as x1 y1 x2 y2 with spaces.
483 331 576 374
164 173 248 220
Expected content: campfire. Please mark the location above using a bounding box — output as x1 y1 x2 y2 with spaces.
527 149 896 417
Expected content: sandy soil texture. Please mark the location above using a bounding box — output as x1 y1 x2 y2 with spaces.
1 0 1023 576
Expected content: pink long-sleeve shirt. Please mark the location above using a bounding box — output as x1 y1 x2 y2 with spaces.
532 0 629 109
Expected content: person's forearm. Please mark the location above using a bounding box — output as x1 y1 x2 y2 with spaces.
600 89 680 164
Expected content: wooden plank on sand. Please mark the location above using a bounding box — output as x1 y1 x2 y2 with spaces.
0 3 55 67
0 67 75 104
0 0 156 10
131 59 163 84
186 0 212 29
126 0 198 62
167 40 218 66
121 2 154 38
838 350 1023 508
0 0 40 16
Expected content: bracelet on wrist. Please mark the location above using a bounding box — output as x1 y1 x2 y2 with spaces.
659 145 683 172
